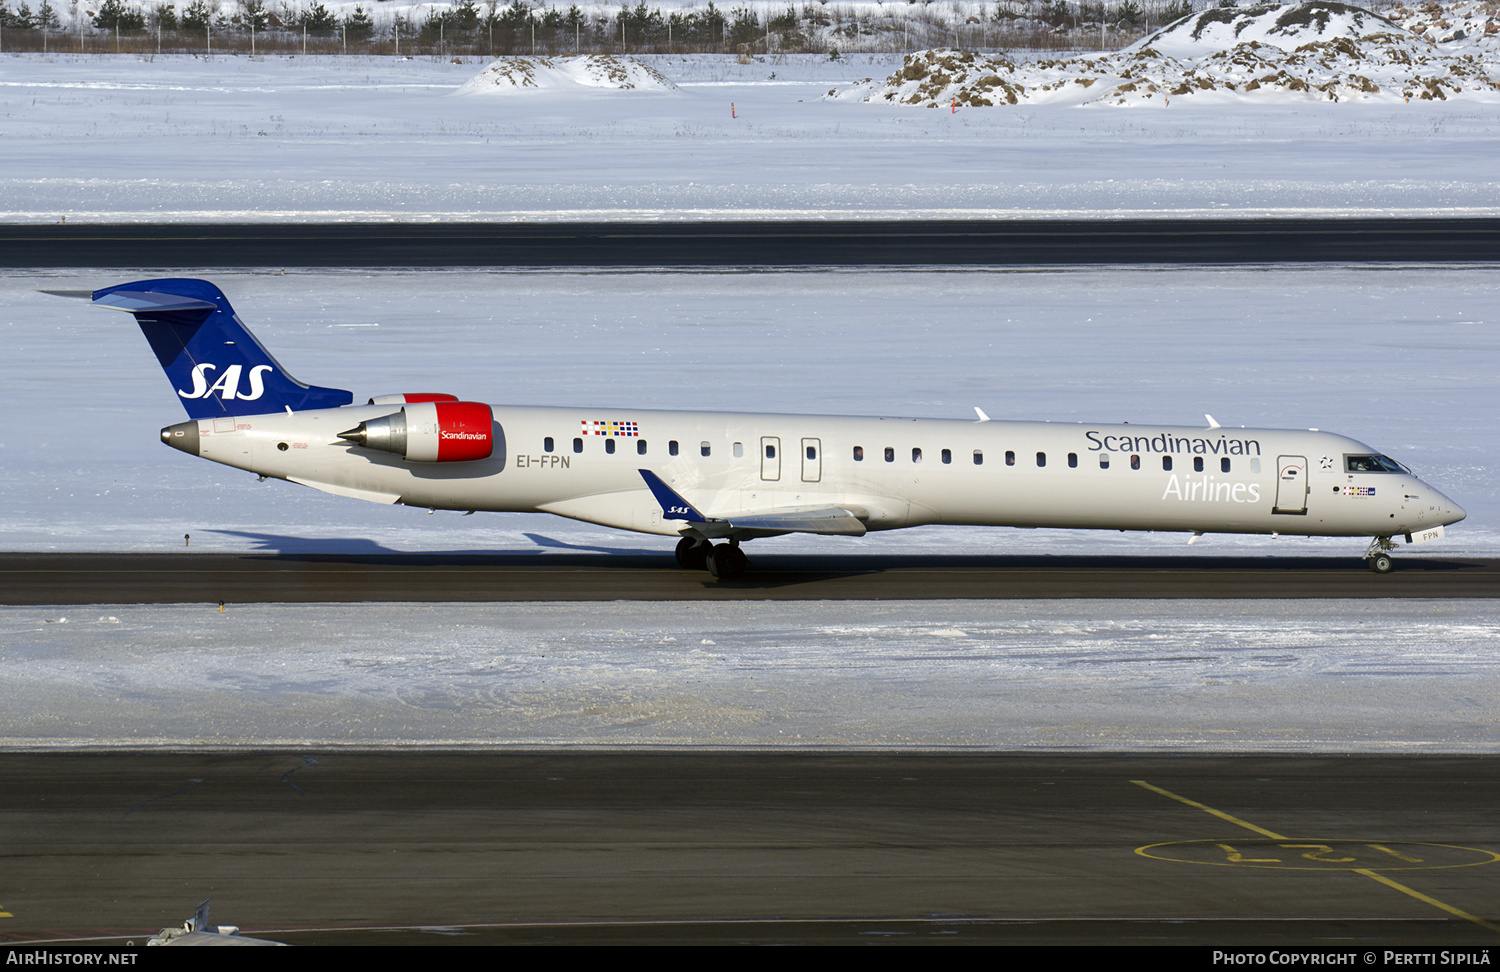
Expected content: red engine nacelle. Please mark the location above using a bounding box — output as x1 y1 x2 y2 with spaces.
338 401 494 463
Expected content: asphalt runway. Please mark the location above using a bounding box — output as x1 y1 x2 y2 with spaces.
3 552 1497 604
5 218 1500 267
1 752 1496 947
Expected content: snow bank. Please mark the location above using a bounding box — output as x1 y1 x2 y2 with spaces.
456 54 676 95
1136 0 1413 56
836 1 1500 106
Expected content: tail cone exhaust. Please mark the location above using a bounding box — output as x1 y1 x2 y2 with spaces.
161 421 200 456
339 411 407 456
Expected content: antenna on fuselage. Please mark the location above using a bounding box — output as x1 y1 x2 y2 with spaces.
973 407 991 423
1204 414 1221 429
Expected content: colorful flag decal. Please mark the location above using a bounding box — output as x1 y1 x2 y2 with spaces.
583 420 640 437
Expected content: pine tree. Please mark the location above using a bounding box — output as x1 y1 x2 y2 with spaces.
2 3 37 29
180 0 212 34
1161 0 1194 23
343 4 374 41
93 0 147 30
300 1 338 33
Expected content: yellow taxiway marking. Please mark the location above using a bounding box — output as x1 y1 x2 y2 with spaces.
1132 779 1500 934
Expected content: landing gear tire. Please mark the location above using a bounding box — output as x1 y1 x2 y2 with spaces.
1369 552 1394 574
705 543 749 579
675 537 709 570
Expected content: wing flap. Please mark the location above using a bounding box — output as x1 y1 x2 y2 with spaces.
723 507 868 538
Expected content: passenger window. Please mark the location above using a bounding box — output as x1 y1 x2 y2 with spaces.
669 440 679 457
1068 453 1077 468
853 446 864 461
1162 456 1172 471
1100 455 1110 469
572 437 583 454
1251 458 1261 474
1194 457 1204 473
1221 457 1231 473
973 450 983 466
912 448 923 463
1130 454 1140 470
637 440 647 456
544 436 554 453
807 445 817 461
1036 452 1046 468
700 441 711 457
766 444 776 459
941 448 952 464
733 442 744 458
1006 450 1015 466
884 447 895 463
605 439 616 455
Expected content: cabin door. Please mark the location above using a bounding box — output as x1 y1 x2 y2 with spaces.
1273 455 1308 514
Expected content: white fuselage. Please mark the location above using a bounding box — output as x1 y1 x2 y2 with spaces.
184 404 1467 543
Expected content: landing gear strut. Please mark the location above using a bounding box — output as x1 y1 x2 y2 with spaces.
1365 536 1396 574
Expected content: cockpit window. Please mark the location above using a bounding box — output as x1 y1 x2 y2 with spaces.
1346 454 1403 473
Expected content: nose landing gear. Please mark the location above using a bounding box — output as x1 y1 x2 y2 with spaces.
1365 536 1396 574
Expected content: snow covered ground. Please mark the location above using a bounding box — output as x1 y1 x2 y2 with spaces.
4 598 1497 750
1 48 1498 220
2 265 1493 559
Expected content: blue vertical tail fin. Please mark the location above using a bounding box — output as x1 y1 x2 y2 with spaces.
93 278 353 419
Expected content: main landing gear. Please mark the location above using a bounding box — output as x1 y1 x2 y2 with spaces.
675 537 750 579
1365 536 1396 574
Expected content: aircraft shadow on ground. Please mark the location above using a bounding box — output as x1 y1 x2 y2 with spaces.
207 529 666 559
201 533 1478 577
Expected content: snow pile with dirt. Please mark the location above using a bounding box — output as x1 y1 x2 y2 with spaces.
1385 0 1500 47
835 1 1500 106
456 54 676 95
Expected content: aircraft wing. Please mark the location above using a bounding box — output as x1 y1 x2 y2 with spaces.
639 469 867 539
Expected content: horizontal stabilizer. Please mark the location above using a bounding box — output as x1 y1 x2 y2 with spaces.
92 290 218 315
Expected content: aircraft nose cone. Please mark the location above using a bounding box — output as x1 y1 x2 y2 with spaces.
1444 498 1467 525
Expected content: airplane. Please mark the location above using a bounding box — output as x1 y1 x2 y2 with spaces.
86 277 1466 577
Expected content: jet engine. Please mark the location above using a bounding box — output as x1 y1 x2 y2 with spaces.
366 393 460 405
339 401 494 462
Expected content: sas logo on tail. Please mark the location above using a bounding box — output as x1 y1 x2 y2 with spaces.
178 364 273 400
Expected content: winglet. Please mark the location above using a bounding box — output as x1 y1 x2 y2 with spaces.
638 470 707 522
